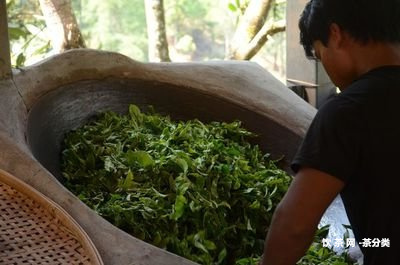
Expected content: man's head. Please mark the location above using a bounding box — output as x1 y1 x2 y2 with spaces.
299 0 400 60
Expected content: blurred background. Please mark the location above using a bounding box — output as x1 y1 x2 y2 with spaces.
6 0 286 82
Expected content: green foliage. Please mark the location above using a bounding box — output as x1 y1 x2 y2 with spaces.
173 0 208 20
6 0 50 67
61 105 356 265
271 0 286 21
227 0 250 16
61 104 292 264
72 0 148 61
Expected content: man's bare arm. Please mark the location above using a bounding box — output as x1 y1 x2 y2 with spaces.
261 167 345 265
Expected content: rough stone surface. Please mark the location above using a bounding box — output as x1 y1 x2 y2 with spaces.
0 49 318 265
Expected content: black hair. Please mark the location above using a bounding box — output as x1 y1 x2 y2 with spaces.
299 0 400 59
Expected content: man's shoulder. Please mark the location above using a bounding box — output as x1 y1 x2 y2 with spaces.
344 65 400 97
315 94 360 123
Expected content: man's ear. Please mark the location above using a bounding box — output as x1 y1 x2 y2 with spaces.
328 23 344 49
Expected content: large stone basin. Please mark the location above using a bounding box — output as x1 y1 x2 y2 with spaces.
0 49 353 264
27 77 301 181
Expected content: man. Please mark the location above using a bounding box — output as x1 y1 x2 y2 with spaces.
261 0 400 264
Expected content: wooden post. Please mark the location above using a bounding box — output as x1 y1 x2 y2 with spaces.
0 0 12 79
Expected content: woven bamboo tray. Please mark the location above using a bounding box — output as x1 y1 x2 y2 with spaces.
0 169 103 265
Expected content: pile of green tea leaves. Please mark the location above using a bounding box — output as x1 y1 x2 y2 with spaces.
61 104 355 265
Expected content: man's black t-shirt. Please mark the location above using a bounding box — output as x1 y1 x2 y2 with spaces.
291 66 400 265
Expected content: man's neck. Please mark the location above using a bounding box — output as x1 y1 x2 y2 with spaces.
351 41 400 76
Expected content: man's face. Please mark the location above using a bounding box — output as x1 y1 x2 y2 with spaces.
312 26 359 90
313 40 350 90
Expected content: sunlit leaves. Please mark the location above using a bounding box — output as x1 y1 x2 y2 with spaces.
61 104 294 264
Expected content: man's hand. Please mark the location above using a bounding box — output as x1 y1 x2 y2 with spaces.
260 167 345 265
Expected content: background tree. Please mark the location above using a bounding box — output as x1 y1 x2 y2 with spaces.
6 0 287 80
39 0 85 52
144 0 170 62
228 0 285 60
